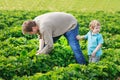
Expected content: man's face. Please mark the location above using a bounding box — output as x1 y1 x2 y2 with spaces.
29 26 39 35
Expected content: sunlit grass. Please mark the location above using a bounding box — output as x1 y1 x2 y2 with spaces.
0 0 120 12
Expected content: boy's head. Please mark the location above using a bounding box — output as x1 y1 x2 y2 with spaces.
22 20 39 34
89 20 101 33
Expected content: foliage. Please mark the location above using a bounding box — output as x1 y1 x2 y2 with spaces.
0 10 120 80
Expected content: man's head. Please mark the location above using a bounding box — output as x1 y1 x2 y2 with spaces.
22 20 39 35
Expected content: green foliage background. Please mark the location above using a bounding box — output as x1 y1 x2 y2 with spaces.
0 0 120 80
0 0 120 12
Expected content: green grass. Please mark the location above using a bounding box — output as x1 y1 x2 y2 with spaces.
0 0 120 12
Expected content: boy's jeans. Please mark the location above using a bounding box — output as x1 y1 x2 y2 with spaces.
53 24 86 64
89 56 100 63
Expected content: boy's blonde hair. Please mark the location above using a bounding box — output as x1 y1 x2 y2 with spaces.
89 20 100 31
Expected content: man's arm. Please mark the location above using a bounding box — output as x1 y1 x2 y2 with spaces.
39 39 44 50
38 44 53 54
37 34 44 51
36 29 53 55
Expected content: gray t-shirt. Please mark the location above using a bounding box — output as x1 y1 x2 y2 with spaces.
34 12 77 54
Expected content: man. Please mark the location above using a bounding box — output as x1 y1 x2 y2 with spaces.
22 12 86 64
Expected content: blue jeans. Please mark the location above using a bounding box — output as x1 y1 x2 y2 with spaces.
53 24 86 64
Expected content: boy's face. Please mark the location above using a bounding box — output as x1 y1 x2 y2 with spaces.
92 26 100 34
29 26 39 35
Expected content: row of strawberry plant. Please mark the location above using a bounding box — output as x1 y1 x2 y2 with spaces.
0 10 120 80
0 47 119 79
12 49 120 80
0 44 76 80
0 10 120 34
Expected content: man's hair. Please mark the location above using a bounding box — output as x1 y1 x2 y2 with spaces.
89 20 100 30
22 20 36 34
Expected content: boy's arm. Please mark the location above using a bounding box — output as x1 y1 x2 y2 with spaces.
92 44 102 57
92 34 104 57
76 35 85 40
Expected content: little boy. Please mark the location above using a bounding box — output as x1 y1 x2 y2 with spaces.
76 20 104 63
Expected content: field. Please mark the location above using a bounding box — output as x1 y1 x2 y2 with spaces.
0 0 120 12
0 0 120 80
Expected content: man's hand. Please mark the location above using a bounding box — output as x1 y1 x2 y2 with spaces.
36 49 42 55
36 49 48 55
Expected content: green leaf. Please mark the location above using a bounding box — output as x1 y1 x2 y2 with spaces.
20 50 28 58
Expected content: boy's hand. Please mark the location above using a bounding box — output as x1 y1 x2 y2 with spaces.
76 35 81 40
91 52 96 57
